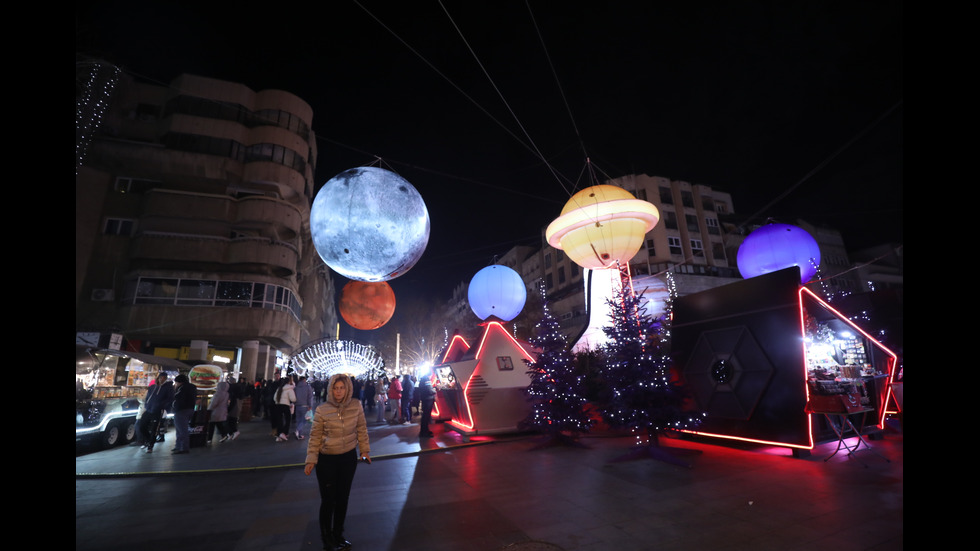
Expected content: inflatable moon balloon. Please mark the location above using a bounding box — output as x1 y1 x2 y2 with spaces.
311 167 430 282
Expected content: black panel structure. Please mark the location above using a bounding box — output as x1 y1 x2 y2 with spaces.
672 268 811 448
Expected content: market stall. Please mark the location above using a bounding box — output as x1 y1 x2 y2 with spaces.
671 267 899 455
432 321 537 440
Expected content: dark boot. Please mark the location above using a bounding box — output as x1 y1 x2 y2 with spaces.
332 531 351 550
320 527 336 551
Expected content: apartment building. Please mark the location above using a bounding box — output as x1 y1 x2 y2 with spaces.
75 66 337 381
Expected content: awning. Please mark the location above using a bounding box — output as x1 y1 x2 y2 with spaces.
77 346 191 373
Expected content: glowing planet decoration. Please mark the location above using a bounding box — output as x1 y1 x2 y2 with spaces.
339 280 396 330
311 167 430 282
468 264 527 321
736 222 821 284
546 184 660 270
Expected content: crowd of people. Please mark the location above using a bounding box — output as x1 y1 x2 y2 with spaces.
135 370 441 455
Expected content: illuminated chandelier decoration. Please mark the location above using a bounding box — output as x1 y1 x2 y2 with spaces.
289 339 384 380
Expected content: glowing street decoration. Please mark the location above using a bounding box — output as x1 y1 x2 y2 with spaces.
311 167 430 282
339 280 396 330
467 264 527 321
435 321 536 435
546 185 659 270
289 339 384 380
798 286 899 430
737 222 821 284
678 276 899 451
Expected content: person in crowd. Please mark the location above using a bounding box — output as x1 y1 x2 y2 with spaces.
411 375 421 417
252 379 264 417
312 377 324 404
294 375 315 440
362 377 375 412
171 373 197 454
374 376 388 424
351 376 362 406
207 380 231 444
226 376 246 440
138 372 174 453
304 373 370 551
418 374 437 438
400 374 415 425
386 374 402 424
274 375 297 442
264 378 281 424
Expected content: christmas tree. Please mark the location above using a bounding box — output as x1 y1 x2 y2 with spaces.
520 283 595 447
599 273 702 467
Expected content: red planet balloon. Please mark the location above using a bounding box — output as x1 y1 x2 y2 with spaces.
339 280 396 330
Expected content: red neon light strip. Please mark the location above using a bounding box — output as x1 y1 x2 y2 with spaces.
681 429 814 450
798 287 900 429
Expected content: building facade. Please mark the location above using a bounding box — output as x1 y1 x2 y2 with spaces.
76 66 337 381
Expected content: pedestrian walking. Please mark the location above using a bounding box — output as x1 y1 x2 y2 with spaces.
207 380 231 444
374 376 388 424
386 375 402 424
274 376 296 442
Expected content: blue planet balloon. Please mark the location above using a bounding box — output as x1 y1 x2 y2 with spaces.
311 167 430 282
468 264 527 321
736 222 821 284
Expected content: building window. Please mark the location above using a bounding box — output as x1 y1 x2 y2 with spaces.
668 236 682 256
646 239 656 256
659 186 673 204
663 210 677 230
681 191 694 208
686 214 700 233
705 217 720 235
712 242 726 260
544 252 552 268
104 218 135 236
636 188 647 201
691 239 704 257
558 266 566 285
702 197 716 211
546 273 554 289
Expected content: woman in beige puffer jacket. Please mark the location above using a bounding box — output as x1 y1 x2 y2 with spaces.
304 373 370 550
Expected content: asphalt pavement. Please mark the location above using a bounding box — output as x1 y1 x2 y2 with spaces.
76 408 903 551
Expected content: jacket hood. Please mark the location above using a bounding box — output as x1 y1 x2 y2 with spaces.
215 381 229 395
328 373 353 406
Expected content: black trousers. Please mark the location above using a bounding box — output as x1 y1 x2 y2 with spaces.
138 411 162 447
274 404 292 436
315 449 358 538
420 399 435 433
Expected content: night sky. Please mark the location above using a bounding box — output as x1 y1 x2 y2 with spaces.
77 1 903 314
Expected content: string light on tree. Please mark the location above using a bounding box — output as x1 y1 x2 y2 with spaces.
519 281 595 445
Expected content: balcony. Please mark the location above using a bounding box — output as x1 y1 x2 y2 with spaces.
130 233 298 277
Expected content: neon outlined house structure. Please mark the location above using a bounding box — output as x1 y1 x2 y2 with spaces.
432 321 537 439
671 267 898 452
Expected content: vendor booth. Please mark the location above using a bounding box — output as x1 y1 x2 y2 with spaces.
671 267 899 456
432 321 538 440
